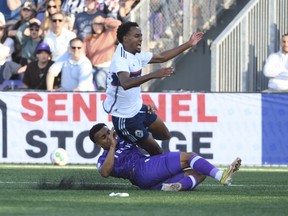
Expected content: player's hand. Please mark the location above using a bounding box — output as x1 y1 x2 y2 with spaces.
188 32 204 47
153 67 175 79
109 127 118 148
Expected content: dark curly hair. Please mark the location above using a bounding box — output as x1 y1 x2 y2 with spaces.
89 123 106 143
117 21 139 43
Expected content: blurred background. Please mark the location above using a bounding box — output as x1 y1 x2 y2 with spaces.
129 0 288 92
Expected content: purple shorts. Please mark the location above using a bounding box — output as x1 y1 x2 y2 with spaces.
132 151 185 189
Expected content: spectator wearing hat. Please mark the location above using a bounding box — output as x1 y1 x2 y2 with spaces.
15 18 43 64
22 42 56 90
43 12 76 61
7 1 37 64
46 37 94 91
0 0 36 23
7 1 37 36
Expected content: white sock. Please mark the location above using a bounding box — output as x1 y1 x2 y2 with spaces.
215 170 224 181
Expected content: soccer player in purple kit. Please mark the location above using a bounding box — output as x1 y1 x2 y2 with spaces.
89 123 241 191
103 21 204 156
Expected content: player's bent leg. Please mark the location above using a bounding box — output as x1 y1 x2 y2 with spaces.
185 169 206 185
161 172 206 192
138 135 163 155
148 117 171 140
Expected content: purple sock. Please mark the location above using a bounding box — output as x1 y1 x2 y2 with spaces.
189 154 219 178
178 175 198 190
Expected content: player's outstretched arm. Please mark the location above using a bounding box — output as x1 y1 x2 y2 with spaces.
150 32 204 63
118 67 175 90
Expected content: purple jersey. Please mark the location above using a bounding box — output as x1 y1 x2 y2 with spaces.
97 138 147 179
97 138 184 189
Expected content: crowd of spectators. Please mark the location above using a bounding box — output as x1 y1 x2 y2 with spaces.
0 0 140 91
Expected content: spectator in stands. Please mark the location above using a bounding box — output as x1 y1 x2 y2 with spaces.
15 18 43 64
46 37 94 91
73 0 106 40
0 0 36 23
42 0 61 35
35 0 47 22
263 33 288 91
61 0 85 17
61 0 86 31
8 1 37 64
0 43 26 90
0 12 15 62
84 15 121 90
22 42 55 90
43 11 76 61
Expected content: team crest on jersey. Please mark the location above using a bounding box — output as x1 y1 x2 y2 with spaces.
135 130 144 138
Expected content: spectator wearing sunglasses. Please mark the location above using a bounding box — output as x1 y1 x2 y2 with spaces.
15 18 43 64
46 37 94 91
42 0 61 35
43 12 76 61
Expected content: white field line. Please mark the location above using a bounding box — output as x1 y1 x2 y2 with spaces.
1 165 288 172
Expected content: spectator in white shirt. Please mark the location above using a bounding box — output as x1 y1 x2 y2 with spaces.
46 37 94 91
43 12 76 61
263 33 288 91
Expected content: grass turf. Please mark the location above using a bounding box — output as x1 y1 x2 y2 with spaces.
0 165 288 216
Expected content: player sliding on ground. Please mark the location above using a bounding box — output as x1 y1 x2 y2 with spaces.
89 123 241 191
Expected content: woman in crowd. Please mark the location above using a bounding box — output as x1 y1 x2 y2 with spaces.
84 15 121 90
42 0 62 34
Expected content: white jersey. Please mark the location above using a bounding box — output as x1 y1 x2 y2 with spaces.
263 51 288 90
103 44 153 118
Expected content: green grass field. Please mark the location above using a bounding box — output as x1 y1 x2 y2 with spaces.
0 165 287 216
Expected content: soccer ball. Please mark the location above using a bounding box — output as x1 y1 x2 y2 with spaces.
50 148 68 166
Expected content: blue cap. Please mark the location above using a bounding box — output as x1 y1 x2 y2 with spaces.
36 42 51 54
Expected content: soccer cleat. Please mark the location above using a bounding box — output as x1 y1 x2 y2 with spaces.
220 157 242 186
161 183 182 191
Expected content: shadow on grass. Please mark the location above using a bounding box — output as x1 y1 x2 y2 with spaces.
38 176 135 190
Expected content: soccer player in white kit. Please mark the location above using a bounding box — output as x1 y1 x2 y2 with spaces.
103 22 204 155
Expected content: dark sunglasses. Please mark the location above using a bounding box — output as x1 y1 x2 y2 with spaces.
93 22 104 25
52 19 63 23
30 28 39 32
48 5 57 9
71 46 82 50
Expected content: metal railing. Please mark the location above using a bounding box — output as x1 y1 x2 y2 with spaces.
211 0 288 92
129 0 237 90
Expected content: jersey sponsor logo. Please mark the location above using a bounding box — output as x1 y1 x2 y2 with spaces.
135 130 144 138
